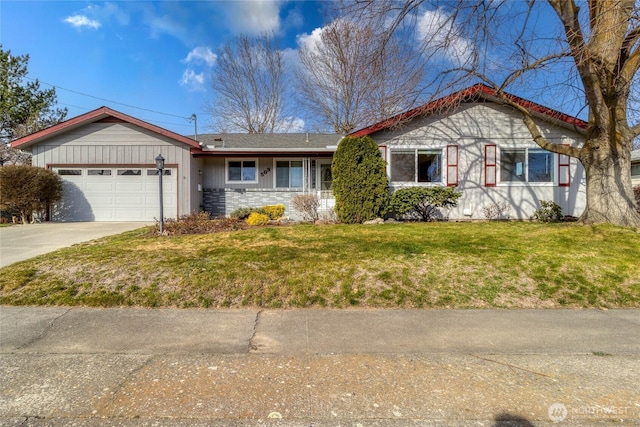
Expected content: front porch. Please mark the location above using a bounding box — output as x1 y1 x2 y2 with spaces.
201 158 335 220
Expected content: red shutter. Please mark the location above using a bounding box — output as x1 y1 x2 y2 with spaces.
446 145 458 186
485 144 497 187
378 145 387 161
558 149 570 187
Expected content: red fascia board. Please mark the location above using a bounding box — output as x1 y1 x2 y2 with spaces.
11 106 200 149
349 84 587 137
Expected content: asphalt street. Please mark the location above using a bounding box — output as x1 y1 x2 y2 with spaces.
1 307 639 426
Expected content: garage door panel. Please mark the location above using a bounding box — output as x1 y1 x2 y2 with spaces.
144 195 176 205
115 209 145 220
85 182 116 192
115 181 145 192
115 196 147 206
53 167 177 222
94 211 116 221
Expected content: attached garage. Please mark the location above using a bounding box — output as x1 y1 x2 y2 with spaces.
52 166 177 221
11 107 203 222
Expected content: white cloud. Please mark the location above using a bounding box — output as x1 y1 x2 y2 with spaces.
296 26 325 54
285 117 305 133
183 46 217 67
415 9 474 65
180 69 206 92
224 0 283 35
64 15 102 30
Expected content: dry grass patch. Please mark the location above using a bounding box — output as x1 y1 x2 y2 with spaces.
1 222 639 308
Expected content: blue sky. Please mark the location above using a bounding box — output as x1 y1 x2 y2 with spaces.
1 1 591 136
0 1 331 135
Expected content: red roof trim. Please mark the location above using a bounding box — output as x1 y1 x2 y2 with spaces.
349 84 588 137
11 106 200 149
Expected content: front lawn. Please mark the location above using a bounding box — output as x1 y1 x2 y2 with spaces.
1 222 638 308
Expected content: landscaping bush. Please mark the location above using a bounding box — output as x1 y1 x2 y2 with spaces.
634 185 640 214
152 211 245 235
291 194 320 222
482 201 510 221
263 204 285 220
0 165 63 224
246 211 270 226
230 206 265 220
332 136 389 223
531 200 563 222
390 186 462 221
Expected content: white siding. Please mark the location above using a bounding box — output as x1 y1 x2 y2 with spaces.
373 103 587 220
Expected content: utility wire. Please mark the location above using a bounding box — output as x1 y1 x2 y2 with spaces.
60 101 193 129
25 75 192 120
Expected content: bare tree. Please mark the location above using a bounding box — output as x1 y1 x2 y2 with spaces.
342 0 640 227
209 33 292 133
297 20 423 134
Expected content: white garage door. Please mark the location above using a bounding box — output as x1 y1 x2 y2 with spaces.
52 167 177 222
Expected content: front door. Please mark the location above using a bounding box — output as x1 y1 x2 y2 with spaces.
317 161 334 211
320 163 332 191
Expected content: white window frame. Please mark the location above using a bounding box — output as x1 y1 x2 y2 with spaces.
273 159 304 189
390 148 444 184
498 147 556 186
225 158 258 184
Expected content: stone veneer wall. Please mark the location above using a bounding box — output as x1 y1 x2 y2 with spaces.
203 188 306 220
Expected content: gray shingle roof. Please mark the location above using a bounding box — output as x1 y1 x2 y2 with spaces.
195 133 342 149
632 149 640 162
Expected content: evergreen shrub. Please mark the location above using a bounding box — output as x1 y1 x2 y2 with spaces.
390 186 462 221
263 204 285 220
332 136 389 224
531 200 563 222
246 212 270 226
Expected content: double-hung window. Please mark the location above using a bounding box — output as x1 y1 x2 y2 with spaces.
500 148 554 183
276 160 303 188
391 149 442 183
227 159 257 183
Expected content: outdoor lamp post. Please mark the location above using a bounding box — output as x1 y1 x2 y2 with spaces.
155 154 165 234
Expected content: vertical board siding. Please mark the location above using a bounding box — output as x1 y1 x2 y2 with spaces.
30 122 195 218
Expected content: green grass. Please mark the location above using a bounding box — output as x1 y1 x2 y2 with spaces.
1 222 639 309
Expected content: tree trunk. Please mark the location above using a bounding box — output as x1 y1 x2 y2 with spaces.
579 135 640 227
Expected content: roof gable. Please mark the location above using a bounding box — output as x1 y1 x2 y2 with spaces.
10 106 200 149
349 84 588 138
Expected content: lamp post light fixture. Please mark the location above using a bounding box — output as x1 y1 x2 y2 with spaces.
155 154 165 234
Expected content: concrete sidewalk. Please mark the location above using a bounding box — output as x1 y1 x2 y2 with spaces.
1 307 639 426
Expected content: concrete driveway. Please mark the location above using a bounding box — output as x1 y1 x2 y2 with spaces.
0 222 149 268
